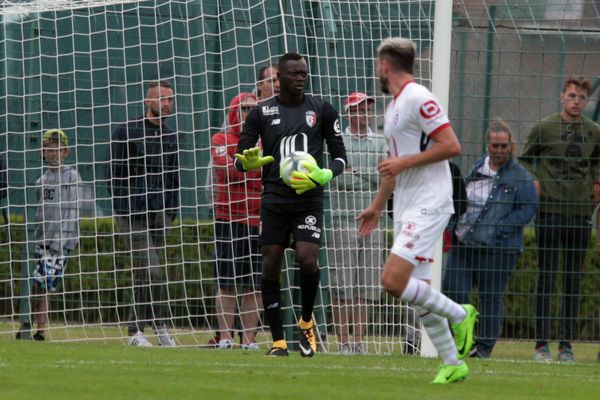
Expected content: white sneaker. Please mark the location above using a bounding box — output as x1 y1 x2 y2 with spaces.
154 327 176 347
218 339 233 349
241 342 260 351
128 331 152 347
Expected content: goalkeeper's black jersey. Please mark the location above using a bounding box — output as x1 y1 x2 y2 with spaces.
236 95 347 203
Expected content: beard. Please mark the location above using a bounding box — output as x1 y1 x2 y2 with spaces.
379 75 390 94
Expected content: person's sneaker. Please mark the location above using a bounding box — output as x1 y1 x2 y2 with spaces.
218 339 233 349
533 344 551 363
431 362 469 384
557 345 575 363
339 343 353 355
241 342 260 351
33 331 45 341
353 342 366 355
154 327 176 347
451 304 478 360
128 331 153 347
266 340 289 357
298 318 317 357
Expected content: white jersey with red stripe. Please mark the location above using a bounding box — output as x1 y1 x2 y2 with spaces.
384 81 454 219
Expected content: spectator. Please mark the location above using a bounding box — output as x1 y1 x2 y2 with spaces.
110 80 179 347
327 92 386 354
255 64 280 102
16 129 81 341
443 118 538 358
234 52 347 357
520 76 600 363
211 93 262 350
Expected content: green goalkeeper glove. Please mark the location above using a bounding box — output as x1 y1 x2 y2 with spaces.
290 161 333 194
304 161 333 186
234 147 274 171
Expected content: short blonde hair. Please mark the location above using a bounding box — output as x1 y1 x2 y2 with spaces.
377 37 416 74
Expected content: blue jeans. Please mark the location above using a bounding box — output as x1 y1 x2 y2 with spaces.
443 245 517 356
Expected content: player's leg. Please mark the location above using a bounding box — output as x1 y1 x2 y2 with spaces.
292 203 324 357
261 243 287 355
295 241 320 357
259 203 291 356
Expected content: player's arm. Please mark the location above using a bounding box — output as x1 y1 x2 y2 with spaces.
378 125 461 180
322 102 347 178
290 103 347 194
357 174 395 236
233 109 273 172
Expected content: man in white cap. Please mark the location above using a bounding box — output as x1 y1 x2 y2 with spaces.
327 92 388 354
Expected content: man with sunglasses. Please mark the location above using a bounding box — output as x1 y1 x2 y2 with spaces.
520 76 600 363
443 118 538 358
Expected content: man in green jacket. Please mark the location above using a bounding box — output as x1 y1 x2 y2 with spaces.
520 76 600 363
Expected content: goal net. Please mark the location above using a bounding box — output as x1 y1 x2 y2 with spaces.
1 0 599 352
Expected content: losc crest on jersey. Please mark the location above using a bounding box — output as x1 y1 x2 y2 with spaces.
305 111 317 127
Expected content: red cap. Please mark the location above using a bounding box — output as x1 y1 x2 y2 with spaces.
344 92 374 111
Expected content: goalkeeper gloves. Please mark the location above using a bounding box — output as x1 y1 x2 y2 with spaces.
290 161 333 195
234 147 274 171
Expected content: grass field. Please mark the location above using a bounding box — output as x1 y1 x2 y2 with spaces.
0 336 598 400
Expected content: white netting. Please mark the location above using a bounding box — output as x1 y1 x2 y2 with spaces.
1 0 599 353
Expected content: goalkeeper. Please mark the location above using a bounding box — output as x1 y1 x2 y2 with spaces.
16 129 81 341
234 52 347 357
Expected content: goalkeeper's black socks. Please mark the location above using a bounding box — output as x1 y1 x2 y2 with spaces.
299 269 320 323
262 278 284 341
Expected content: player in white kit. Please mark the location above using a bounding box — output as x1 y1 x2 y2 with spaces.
357 37 478 384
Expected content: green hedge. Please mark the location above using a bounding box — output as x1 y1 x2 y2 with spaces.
1 220 598 340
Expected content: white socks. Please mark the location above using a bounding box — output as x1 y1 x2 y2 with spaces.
414 305 460 366
400 277 466 324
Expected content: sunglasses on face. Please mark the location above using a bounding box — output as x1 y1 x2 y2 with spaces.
240 106 254 112
490 143 510 149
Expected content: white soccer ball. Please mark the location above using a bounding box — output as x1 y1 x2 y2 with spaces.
279 151 317 187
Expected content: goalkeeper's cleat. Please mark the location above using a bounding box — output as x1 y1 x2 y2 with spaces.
431 362 469 384
451 304 478 360
128 331 153 347
298 318 317 358
266 340 289 357
155 326 176 347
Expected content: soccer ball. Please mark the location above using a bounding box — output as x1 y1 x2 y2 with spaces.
279 151 317 187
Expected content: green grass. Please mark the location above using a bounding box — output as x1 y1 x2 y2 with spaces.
0 337 598 400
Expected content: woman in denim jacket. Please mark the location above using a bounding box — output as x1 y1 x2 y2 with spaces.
443 119 538 358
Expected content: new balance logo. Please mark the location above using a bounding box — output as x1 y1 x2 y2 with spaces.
267 302 279 309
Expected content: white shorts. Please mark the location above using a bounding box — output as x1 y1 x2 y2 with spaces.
391 211 451 280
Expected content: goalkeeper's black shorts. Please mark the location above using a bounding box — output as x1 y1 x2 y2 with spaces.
259 201 323 246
